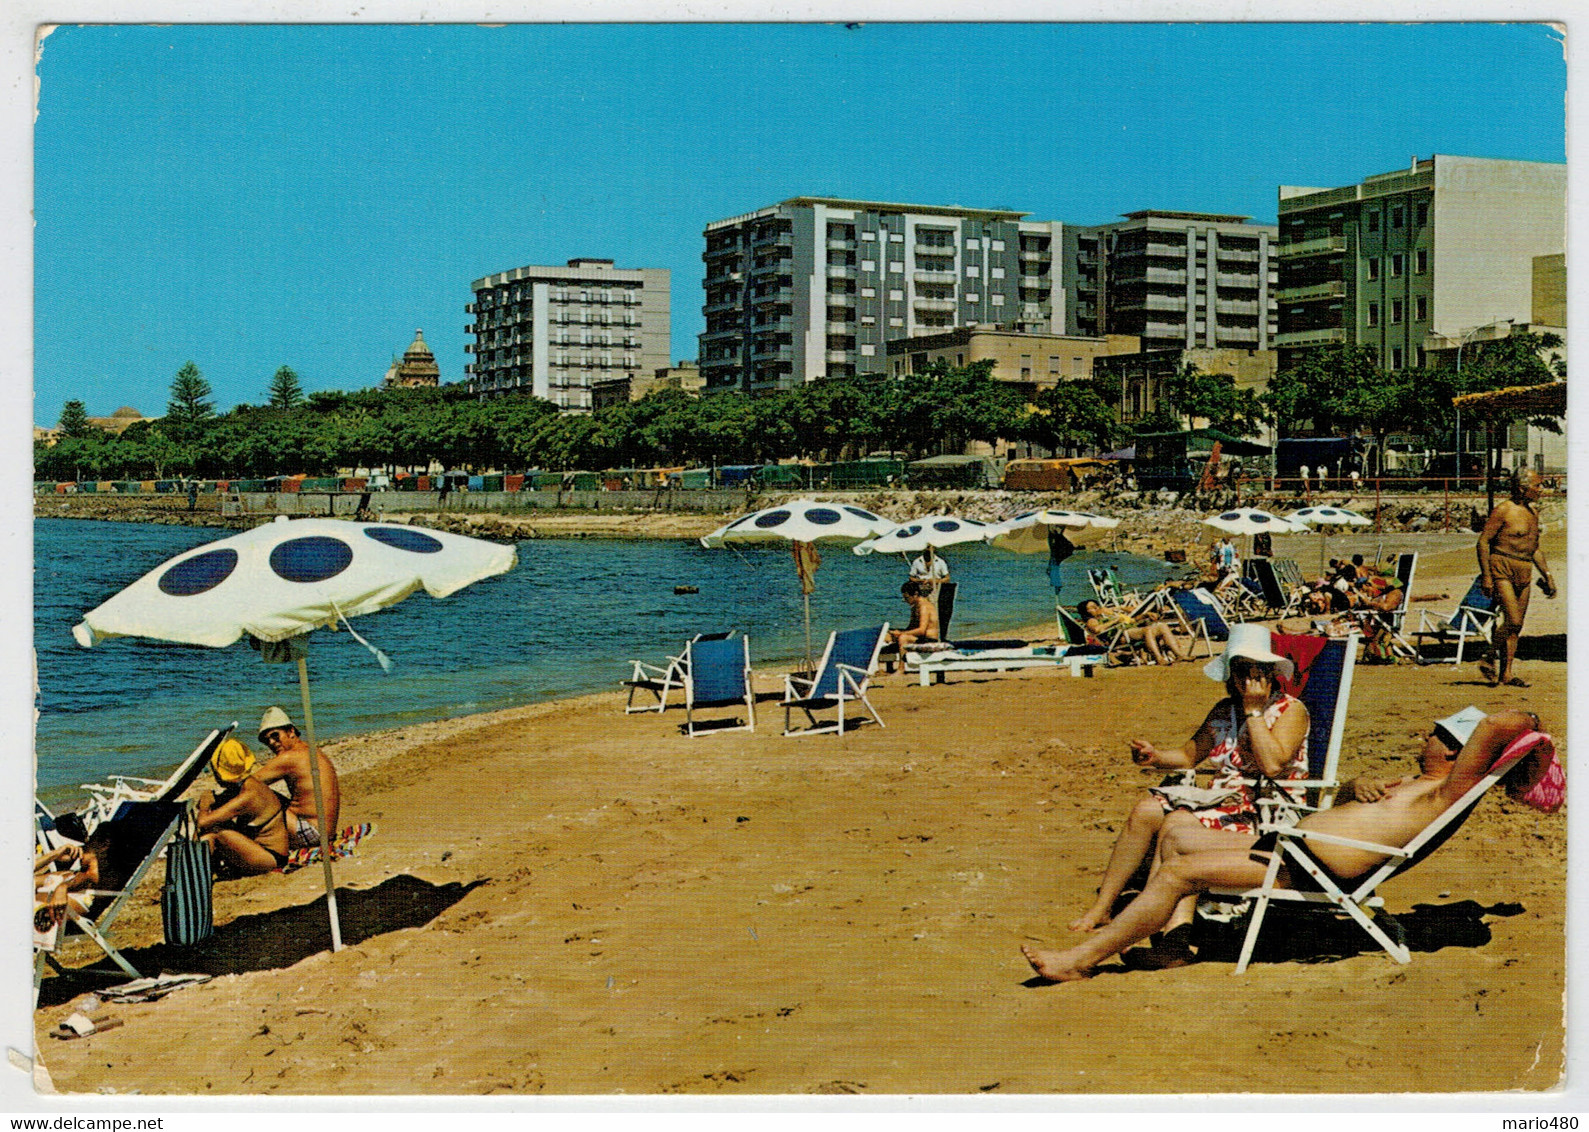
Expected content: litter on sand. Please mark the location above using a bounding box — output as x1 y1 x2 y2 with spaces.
99 973 213 1004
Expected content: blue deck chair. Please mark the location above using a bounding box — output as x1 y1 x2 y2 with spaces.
1244 558 1299 619
1270 632 1359 812
623 631 733 713
683 636 756 736
782 625 889 736
79 725 236 831
1170 587 1232 656
1413 577 1498 666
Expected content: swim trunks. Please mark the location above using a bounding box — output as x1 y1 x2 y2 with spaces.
1486 552 1533 592
288 814 321 850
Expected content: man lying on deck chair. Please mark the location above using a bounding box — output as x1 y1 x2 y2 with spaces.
1022 707 1545 982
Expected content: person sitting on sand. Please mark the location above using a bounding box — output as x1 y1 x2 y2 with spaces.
1067 625 1308 937
1076 599 1188 667
34 838 106 931
1024 708 1544 982
196 737 293 876
254 706 341 849
888 580 941 651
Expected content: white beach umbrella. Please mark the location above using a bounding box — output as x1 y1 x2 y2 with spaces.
701 499 896 666
1284 505 1374 575
851 514 993 556
73 515 519 951
1201 507 1308 537
983 508 1120 555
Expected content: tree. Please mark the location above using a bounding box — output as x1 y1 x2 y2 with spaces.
267 366 304 410
1262 344 1384 437
57 399 93 438
1156 364 1269 438
165 361 215 440
1022 381 1121 454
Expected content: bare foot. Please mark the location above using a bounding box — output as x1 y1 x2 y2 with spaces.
1021 944 1095 983
1067 906 1111 932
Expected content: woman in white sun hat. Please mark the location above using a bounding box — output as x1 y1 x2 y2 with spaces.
1068 624 1310 936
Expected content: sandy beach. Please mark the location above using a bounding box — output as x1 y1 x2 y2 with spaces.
34 527 1566 1096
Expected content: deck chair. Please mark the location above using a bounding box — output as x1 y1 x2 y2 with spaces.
1087 567 1141 611
1269 632 1359 812
1169 587 1232 657
1245 558 1303 619
78 726 236 831
782 625 889 736
623 631 733 713
682 636 756 736
1213 729 1553 974
37 798 190 981
1413 577 1499 666
1271 559 1307 608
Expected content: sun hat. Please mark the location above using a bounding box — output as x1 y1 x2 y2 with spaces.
1203 623 1295 684
1432 705 1486 750
211 737 257 784
258 706 293 742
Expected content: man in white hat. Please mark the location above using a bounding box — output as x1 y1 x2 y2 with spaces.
253 706 341 851
1024 706 1547 982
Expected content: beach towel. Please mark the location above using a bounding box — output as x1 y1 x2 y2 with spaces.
1273 634 1329 697
281 822 372 873
1500 733 1564 814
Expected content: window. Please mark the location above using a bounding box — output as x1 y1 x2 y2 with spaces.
1415 249 1428 274
966 238 980 250
889 262 904 273
1391 207 1404 228
1415 296 1427 321
861 231 876 241
888 289 903 301
1392 347 1404 369
990 239 1005 251
860 315 876 326
1391 298 1403 324
1416 347 1427 368
966 266 980 278
1416 202 1429 226
861 260 876 272
860 344 875 357
889 316 904 327
991 267 1006 279
1366 258 1380 281
991 293 1005 306
964 293 979 303
889 232 904 242
1366 211 1380 233
1391 253 1404 277
1367 302 1379 327
956 354 964 366
861 287 876 298
1049 355 1060 373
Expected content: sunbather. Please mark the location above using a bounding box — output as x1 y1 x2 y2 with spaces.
254 706 341 849
1067 625 1308 934
1077 600 1188 666
34 840 104 929
196 737 292 875
888 580 940 650
1024 708 1543 982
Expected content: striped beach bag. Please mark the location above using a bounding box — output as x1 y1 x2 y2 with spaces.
162 806 213 946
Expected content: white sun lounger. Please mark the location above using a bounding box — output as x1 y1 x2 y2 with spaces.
904 643 1104 685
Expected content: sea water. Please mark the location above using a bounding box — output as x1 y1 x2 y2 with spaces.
34 517 1188 801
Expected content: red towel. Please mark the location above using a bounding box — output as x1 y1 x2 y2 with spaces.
1272 633 1329 697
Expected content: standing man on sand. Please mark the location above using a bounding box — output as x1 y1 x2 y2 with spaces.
1477 467 1556 688
254 706 341 850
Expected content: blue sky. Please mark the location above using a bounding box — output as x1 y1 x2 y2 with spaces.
33 22 1566 422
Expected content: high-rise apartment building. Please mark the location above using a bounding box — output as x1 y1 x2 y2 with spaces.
1275 155 1565 371
464 258 670 409
699 198 1077 395
1086 211 1278 353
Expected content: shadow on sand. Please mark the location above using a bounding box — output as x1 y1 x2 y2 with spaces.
38 874 484 1008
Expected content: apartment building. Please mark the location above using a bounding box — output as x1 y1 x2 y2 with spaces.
699 198 1079 395
885 327 1140 399
464 258 671 410
1275 154 1566 371
1086 211 1278 353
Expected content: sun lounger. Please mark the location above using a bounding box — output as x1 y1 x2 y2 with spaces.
1412 577 1498 666
905 641 1104 685
683 636 756 737
1208 728 1553 974
623 631 734 713
78 726 236 831
1169 587 1232 656
782 625 888 736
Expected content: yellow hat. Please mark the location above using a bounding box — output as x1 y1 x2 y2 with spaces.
211 737 257 784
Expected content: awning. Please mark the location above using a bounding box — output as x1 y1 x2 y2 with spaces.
1452 382 1566 420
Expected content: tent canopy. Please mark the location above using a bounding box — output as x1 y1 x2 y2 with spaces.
1452 382 1566 420
1132 428 1271 457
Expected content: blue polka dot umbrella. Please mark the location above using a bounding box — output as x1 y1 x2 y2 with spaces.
701 500 897 667
851 514 994 556
1200 507 1309 537
1284 505 1373 575
72 515 518 952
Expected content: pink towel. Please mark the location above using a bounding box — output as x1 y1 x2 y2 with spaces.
1496 732 1564 813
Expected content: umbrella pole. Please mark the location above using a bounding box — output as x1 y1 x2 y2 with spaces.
296 656 344 953
804 590 813 672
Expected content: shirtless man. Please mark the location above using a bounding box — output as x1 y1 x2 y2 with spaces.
254 706 341 850
196 738 293 875
1022 708 1544 982
888 580 941 650
1477 468 1557 687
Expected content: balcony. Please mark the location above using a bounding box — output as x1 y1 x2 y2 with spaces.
752 229 792 247
1274 327 1347 348
1216 326 1260 342
913 270 957 285
913 298 956 312
826 320 857 332
753 317 793 333
1019 276 1051 290
1277 280 1346 303
704 298 741 314
1278 235 1347 258
1216 299 1260 316
915 243 955 258
1216 247 1261 263
827 265 858 279
826 292 856 306
1142 267 1188 286
1216 272 1260 289
1142 321 1191 339
825 350 852 364
827 237 856 251
751 344 792 361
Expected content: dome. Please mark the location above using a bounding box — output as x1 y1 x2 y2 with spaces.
403 330 436 362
